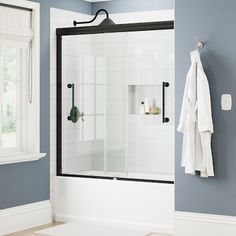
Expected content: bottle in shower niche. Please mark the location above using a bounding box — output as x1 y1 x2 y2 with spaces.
144 98 150 115
140 101 145 114
150 104 160 115
150 99 160 115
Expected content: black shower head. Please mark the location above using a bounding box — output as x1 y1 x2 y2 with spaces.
99 17 115 26
73 9 115 27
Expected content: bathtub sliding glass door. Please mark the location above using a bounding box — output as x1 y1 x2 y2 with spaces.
57 21 174 182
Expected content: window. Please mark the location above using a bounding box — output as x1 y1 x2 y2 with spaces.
0 0 45 164
0 47 21 151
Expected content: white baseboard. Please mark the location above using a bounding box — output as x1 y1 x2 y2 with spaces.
0 200 52 235
55 214 173 235
174 211 236 236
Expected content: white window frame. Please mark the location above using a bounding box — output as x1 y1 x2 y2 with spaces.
0 0 46 165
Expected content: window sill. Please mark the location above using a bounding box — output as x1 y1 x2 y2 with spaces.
0 153 47 165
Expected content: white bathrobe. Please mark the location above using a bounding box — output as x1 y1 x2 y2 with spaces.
177 50 214 177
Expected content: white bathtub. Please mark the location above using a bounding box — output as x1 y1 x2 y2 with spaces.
54 176 174 234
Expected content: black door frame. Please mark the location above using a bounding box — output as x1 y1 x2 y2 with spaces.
56 20 174 184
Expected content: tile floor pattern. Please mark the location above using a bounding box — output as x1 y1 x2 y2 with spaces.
6 222 171 236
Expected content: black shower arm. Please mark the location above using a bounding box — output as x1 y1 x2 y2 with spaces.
73 9 109 26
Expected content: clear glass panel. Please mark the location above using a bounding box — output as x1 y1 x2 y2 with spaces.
1 82 17 148
104 32 127 174
0 47 20 150
2 47 17 81
60 29 174 180
61 34 105 175
126 30 175 179
1 118 17 148
2 82 17 117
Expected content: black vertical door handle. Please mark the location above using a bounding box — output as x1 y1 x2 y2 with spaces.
162 82 170 123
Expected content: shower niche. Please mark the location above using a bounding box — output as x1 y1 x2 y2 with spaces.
128 85 161 115
57 20 174 182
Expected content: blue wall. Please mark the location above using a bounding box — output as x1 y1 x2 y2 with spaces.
175 0 236 216
0 0 91 210
92 0 174 14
